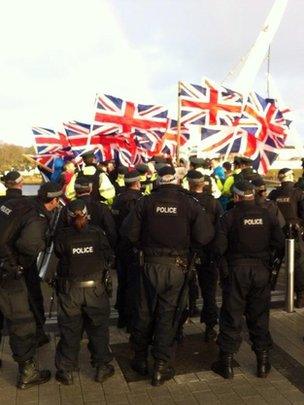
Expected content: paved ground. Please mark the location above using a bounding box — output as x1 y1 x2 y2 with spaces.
1 266 304 405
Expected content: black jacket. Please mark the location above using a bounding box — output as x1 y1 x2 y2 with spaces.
121 184 214 254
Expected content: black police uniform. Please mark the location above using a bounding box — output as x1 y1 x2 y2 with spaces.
191 189 223 337
212 193 284 379
57 194 117 249
112 185 142 328
121 177 214 385
268 181 304 302
54 222 113 383
0 196 52 387
0 187 26 358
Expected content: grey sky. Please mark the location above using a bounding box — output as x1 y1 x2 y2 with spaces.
0 0 303 146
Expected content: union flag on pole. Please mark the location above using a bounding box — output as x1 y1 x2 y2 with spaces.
200 92 289 174
154 119 189 156
32 126 70 155
179 78 243 127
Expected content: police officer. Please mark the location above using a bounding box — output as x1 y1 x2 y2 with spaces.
187 170 223 341
187 156 221 199
0 171 26 364
54 199 114 385
58 176 117 249
121 166 214 386
65 151 115 203
112 170 142 329
252 177 285 227
268 168 304 307
0 181 62 388
212 180 284 379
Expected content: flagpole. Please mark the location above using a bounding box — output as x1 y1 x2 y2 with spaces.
22 154 53 173
176 81 181 165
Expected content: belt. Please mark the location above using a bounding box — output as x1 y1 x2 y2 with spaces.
63 279 102 288
144 256 187 265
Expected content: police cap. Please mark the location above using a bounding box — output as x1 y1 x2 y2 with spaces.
135 163 149 174
240 157 253 166
124 170 141 184
187 169 204 183
233 180 254 197
278 168 294 182
135 163 150 174
81 151 95 160
155 162 169 173
38 182 63 199
67 199 87 217
252 177 266 191
189 156 204 166
158 166 176 184
150 155 167 164
117 165 128 175
2 171 23 184
75 176 92 192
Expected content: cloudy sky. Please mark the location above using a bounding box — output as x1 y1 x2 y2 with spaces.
0 0 303 146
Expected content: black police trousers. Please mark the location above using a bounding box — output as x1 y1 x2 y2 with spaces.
0 278 36 363
55 283 112 371
24 263 46 336
131 262 185 363
196 252 218 327
116 244 140 328
217 259 272 354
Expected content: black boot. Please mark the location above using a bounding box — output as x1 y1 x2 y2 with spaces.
131 357 148 376
56 369 74 385
151 360 175 386
211 351 234 379
17 359 51 389
95 363 115 383
204 326 217 342
256 350 271 378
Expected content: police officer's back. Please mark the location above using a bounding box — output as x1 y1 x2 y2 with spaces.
0 181 62 389
65 151 115 203
58 176 117 249
54 199 114 385
212 180 284 380
187 170 223 341
121 166 214 386
252 177 285 227
112 171 142 329
268 168 304 307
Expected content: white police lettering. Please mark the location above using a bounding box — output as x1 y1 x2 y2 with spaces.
243 218 263 226
156 206 177 214
0 205 12 216
276 197 290 203
72 246 94 254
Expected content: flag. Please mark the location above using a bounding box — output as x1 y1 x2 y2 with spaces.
179 79 243 127
154 119 190 156
94 94 168 155
32 126 70 155
199 92 289 174
240 92 288 148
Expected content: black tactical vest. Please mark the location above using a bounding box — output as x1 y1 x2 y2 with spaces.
58 225 110 280
143 190 190 250
229 205 271 258
273 187 299 224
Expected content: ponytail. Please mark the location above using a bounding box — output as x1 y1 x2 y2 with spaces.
70 210 88 231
